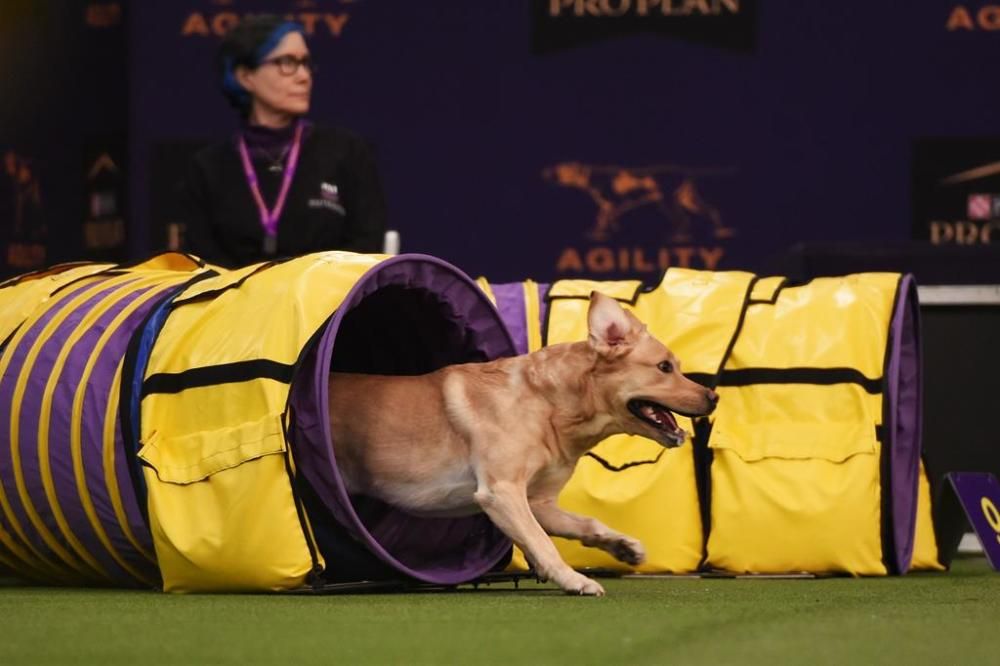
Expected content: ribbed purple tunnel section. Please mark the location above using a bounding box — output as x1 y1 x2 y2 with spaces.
0 273 168 586
290 255 518 585
1 279 100 571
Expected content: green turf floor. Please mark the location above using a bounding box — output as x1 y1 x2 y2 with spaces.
0 557 996 665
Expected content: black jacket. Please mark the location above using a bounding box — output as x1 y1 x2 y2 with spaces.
179 125 387 268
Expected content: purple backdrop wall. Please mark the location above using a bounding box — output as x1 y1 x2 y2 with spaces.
0 2 127 277
5 1 999 282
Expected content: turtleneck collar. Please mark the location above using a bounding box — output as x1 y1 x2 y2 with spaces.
239 118 312 163
243 120 297 146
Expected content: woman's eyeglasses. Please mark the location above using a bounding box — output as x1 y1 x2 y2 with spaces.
260 55 316 76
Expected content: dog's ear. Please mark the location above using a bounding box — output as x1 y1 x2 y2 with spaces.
587 291 639 351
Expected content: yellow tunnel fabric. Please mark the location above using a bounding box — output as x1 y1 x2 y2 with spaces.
492 269 929 577
505 269 755 573
706 273 901 575
0 255 208 586
0 263 114 346
139 252 389 592
910 459 945 571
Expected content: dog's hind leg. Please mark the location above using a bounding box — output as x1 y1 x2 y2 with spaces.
530 499 646 566
474 481 605 596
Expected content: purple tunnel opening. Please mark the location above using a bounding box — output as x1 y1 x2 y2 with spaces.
886 274 922 573
289 255 517 585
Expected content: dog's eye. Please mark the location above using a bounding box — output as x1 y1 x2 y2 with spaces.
657 361 673 373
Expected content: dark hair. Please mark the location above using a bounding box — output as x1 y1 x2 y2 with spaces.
218 15 305 115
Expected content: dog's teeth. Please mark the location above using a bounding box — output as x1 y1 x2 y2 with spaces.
641 405 664 426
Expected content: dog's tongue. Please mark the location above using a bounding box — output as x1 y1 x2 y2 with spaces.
641 403 678 430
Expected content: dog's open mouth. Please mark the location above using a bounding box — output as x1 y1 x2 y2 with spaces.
627 399 687 446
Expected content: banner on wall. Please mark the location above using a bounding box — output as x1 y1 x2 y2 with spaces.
128 1 1000 284
542 160 738 277
945 3 1000 32
912 138 1000 247
177 0 354 39
531 0 756 53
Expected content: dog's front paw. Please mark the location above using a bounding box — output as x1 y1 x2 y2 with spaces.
607 536 646 566
559 572 605 596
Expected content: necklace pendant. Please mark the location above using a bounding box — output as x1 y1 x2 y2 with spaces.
268 162 284 174
263 235 277 255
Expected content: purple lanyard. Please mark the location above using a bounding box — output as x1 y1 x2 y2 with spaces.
237 119 304 239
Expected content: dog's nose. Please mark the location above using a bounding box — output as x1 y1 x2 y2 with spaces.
706 389 719 410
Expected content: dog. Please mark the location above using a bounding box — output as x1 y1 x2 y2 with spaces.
327 291 718 595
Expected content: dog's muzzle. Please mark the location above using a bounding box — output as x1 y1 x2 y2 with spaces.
627 399 687 446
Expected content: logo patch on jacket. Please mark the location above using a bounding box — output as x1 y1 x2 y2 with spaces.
309 182 346 215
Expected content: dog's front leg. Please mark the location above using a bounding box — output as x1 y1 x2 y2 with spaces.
530 498 646 566
474 481 605 596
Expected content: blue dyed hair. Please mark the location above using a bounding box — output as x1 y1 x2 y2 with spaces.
219 16 306 115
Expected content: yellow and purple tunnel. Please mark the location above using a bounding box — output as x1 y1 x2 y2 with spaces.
0 253 516 590
481 270 936 576
0 261 168 585
0 254 939 588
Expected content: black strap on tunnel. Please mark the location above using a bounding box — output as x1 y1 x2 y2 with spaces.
691 275 755 566
689 367 883 394
119 271 217 529
691 416 714 569
168 259 290 308
142 359 296 396
584 448 665 472
705 276 758 390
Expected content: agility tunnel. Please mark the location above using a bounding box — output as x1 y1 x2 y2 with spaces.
480 269 940 575
0 252 515 590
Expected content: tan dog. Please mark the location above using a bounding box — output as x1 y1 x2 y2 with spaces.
328 291 718 595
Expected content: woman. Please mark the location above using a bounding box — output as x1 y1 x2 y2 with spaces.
179 16 387 267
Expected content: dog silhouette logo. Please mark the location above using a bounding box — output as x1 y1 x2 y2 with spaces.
542 162 736 242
